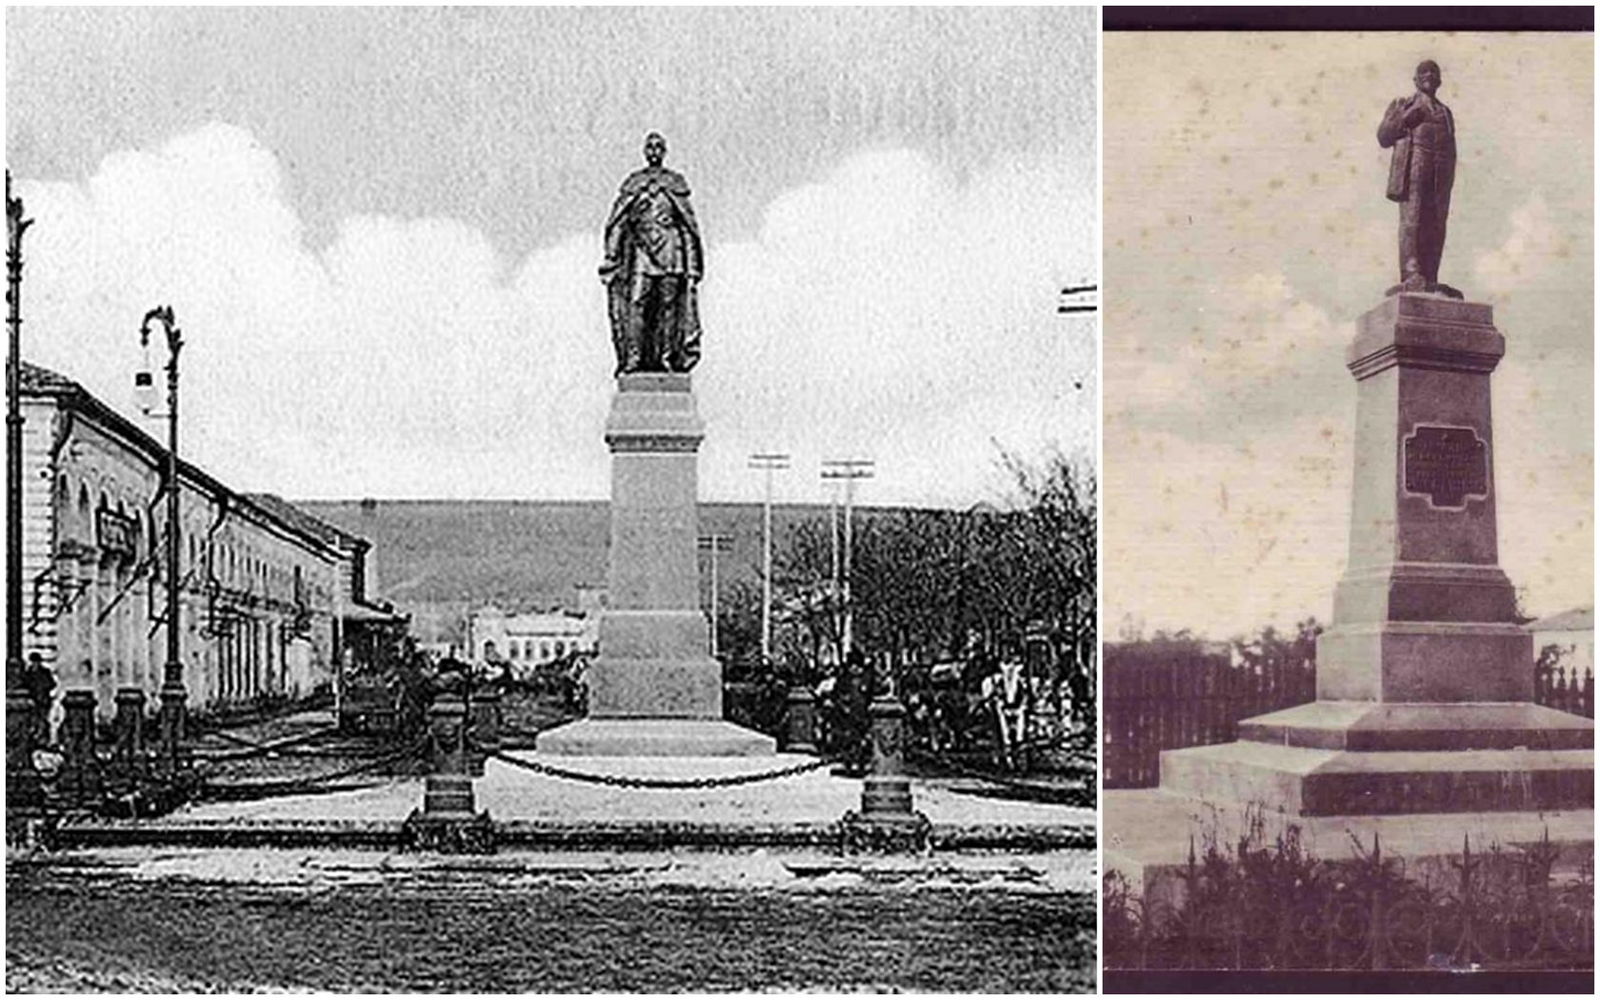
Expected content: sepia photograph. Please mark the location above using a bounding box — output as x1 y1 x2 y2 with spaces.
4 7 1098 992
1101 25 1594 988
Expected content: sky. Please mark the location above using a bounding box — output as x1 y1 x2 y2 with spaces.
1104 33 1593 639
5 7 1097 509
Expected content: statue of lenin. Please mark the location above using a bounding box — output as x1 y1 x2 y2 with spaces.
1377 60 1459 297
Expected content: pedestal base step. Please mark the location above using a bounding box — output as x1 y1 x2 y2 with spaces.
1161 739 1593 816
1239 700 1594 751
536 718 777 757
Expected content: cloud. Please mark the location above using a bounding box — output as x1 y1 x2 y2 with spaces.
1105 413 1353 641
17 123 1090 508
1473 195 1574 299
1105 266 1351 443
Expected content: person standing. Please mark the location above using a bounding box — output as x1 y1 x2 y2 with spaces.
23 652 55 746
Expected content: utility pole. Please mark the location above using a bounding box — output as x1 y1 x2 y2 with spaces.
824 477 841 611
697 533 732 658
821 459 874 658
747 453 789 665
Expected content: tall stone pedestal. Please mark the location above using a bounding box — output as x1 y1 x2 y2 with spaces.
1164 294 1593 815
538 374 776 757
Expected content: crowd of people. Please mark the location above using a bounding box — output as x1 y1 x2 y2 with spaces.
806 640 1084 774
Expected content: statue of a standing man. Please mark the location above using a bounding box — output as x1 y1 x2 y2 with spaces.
1377 60 1458 297
600 132 704 375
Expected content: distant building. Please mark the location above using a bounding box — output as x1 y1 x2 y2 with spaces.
1530 607 1594 675
16 361 387 720
467 587 602 674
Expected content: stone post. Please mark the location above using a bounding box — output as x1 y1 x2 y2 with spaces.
5 685 40 812
405 693 494 853
841 690 930 853
111 687 147 786
782 684 818 754
861 693 914 818
422 694 473 815
60 690 100 804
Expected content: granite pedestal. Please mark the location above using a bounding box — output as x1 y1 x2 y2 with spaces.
539 374 776 757
1163 294 1593 815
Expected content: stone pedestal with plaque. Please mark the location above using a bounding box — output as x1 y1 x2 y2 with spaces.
1161 294 1593 815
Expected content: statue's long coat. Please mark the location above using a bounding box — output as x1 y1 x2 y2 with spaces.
1378 95 1455 203
601 167 704 372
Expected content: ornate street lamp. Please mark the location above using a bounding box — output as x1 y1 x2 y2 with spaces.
7 171 41 806
137 305 187 756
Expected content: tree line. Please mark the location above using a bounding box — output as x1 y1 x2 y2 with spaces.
716 451 1096 689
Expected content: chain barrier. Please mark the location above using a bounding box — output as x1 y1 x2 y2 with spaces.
479 743 835 790
198 737 428 802
191 723 345 762
906 747 1091 803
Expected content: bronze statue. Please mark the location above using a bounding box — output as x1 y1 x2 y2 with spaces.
1378 60 1459 297
600 132 704 375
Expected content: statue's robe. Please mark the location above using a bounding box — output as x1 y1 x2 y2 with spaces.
601 167 704 373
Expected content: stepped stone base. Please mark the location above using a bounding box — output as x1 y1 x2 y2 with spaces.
536 718 778 757
1239 700 1595 751
1162 717 1594 816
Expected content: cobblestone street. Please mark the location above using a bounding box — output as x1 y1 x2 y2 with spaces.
7 851 1095 992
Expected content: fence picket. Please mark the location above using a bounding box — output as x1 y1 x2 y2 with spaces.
1104 646 1313 789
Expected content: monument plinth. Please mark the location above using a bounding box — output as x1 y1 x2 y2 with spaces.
1162 293 1593 815
1320 295 1528 705
538 375 776 757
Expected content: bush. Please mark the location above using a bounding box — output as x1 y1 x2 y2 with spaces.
1104 807 1594 972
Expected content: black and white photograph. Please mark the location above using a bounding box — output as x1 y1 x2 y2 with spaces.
4 7 1098 992
1101 21 1594 989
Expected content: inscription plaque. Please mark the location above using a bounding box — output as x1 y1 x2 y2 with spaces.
1403 425 1488 508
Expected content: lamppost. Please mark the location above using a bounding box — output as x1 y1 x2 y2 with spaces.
7 171 40 806
137 305 187 757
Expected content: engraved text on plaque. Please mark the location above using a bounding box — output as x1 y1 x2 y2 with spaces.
1403 425 1489 509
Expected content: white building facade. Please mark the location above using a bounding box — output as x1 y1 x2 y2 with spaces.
18 362 363 720
468 598 600 675
1530 607 1594 675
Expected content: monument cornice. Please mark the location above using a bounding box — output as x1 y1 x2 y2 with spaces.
604 432 703 454
1347 342 1504 380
